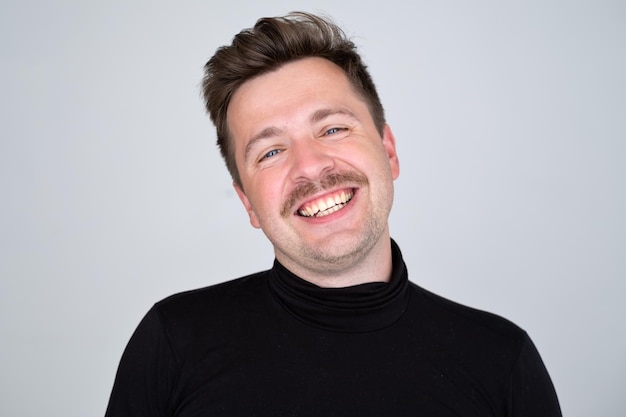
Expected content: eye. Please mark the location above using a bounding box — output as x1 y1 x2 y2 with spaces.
262 149 281 160
325 127 345 135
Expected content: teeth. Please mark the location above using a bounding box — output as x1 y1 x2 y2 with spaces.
316 204 341 217
298 190 354 217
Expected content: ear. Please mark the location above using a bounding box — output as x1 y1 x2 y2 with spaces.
382 124 400 180
233 182 262 229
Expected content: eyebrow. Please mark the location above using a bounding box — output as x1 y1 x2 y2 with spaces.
244 126 284 164
309 107 359 125
243 107 360 163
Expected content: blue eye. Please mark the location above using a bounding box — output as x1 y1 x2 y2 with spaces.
263 149 281 159
325 127 342 135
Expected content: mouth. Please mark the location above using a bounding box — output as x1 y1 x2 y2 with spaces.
297 189 354 218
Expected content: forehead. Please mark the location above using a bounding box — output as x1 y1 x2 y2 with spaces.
226 57 366 138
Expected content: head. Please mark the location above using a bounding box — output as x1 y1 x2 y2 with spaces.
202 13 399 284
202 11 386 188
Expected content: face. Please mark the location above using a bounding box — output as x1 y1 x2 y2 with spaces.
228 57 400 279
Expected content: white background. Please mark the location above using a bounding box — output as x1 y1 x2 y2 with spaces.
1 1 624 416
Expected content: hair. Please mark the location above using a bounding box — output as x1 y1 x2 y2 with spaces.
202 11 386 187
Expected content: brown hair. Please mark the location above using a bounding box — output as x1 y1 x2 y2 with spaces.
202 11 385 186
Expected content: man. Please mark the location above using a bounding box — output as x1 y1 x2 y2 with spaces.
106 12 561 416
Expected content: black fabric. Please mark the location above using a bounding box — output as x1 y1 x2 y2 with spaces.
105 241 561 416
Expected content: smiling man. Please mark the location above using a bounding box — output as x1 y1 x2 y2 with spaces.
105 12 562 417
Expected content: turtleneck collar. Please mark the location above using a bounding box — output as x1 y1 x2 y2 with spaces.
268 239 410 333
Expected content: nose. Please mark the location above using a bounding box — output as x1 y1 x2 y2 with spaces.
288 139 335 182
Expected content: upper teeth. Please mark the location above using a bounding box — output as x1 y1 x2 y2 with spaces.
298 191 353 217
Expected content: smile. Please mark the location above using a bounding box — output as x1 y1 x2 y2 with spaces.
297 189 354 218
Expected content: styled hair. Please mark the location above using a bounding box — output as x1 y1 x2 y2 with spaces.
202 11 385 186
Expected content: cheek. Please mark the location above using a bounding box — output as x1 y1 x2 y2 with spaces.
346 143 389 171
248 174 284 212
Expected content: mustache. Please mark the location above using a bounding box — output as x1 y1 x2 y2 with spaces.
280 171 368 217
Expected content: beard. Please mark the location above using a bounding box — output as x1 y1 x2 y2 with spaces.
291 213 385 274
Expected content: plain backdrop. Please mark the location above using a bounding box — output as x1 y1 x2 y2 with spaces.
1 1 624 416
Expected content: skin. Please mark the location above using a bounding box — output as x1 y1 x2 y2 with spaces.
228 57 400 288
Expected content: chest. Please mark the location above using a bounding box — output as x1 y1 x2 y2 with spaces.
168 319 505 417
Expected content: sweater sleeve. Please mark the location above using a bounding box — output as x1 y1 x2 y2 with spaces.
105 307 178 417
507 333 562 417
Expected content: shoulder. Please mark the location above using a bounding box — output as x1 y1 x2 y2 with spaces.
159 270 269 303
150 270 272 329
402 283 561 414
406 282 527 356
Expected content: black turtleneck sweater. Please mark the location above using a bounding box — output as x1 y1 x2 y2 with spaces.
105 241 561 416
